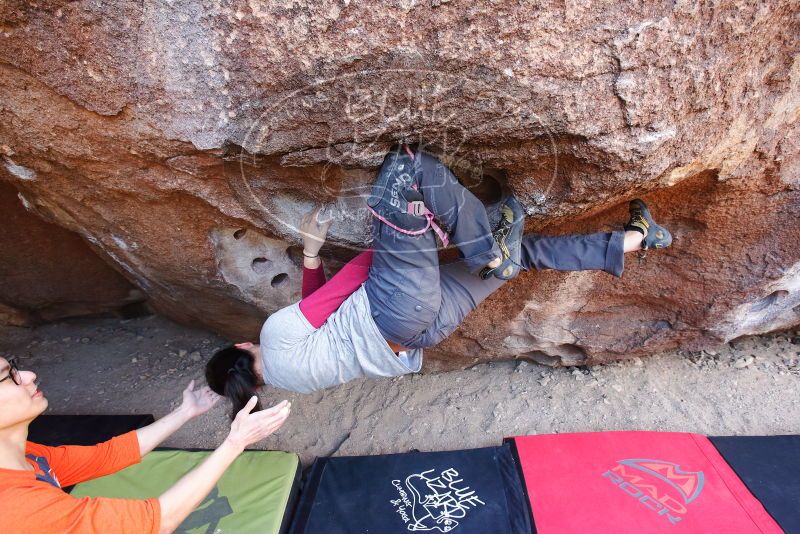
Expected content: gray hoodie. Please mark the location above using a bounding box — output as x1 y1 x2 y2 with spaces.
260 285 423 393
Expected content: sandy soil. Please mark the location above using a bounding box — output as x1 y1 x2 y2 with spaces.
1 315 798 465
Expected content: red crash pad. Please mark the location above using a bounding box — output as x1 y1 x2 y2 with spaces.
508 431 781 533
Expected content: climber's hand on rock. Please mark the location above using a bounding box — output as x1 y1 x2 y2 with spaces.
300 205 332 257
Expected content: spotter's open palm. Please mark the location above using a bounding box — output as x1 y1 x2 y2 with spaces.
180 380 221 418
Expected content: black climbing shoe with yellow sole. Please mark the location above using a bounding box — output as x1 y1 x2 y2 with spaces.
480 196 525 280
624 199 672 250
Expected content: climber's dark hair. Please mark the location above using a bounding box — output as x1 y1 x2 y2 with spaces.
206 345 262 420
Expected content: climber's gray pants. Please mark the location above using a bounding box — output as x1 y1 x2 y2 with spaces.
364 153 625 349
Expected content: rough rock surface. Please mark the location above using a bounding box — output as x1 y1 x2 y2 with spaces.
0 1 797 368
0 181 141 325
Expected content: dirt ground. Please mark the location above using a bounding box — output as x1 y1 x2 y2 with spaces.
1 315 798 465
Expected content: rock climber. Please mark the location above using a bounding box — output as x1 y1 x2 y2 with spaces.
206 145 672 414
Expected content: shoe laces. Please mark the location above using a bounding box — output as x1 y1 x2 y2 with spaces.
629 208 646 225
493 217 512 242
493 206 515 240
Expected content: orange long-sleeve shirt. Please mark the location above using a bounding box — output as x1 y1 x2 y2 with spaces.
0 430 160 534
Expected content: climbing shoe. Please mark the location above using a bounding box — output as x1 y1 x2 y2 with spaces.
624 198 672 250
480 196 526 280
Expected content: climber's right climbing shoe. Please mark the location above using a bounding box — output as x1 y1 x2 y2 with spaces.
624 198 672 250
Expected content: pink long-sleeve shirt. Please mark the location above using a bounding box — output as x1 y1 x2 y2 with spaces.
298 250 372 329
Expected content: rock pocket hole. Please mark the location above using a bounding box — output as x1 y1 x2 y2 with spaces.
750 290 789 313
271 273 289 288
233 228 247 239
251 257 271 274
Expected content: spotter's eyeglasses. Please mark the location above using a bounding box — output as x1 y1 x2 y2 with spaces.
0 358 21 386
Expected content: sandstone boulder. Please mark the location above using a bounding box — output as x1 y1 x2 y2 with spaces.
0 1 797 367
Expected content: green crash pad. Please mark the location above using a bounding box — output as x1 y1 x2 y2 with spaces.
72 449 300 534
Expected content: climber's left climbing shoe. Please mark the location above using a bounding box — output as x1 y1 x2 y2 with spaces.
480 196 526 280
